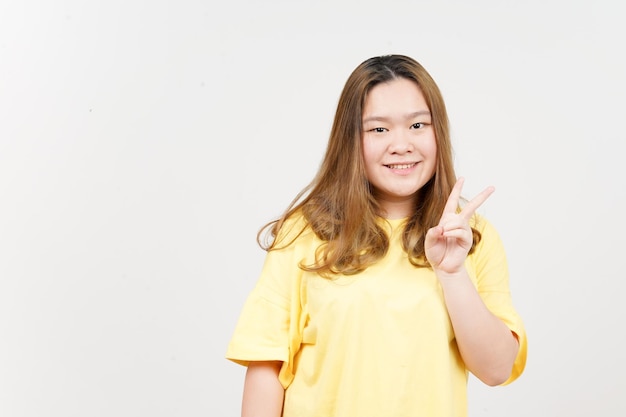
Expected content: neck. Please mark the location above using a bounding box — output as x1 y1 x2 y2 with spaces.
378 200 414 219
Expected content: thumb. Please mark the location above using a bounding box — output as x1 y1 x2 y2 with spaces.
425 225 443 248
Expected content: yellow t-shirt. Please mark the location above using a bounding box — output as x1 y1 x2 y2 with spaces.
226 214 527 417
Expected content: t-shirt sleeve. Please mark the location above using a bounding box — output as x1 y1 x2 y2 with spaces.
469 215 528 385
225 217 308 387
225 250 293 366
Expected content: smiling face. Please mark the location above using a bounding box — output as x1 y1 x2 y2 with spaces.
362 77 437 219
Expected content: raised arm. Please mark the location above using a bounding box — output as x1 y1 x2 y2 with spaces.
242 361 284 417
425 178 519 386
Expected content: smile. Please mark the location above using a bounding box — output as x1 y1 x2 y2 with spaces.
385 163 417 169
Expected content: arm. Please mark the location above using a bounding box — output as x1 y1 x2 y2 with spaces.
425 178 518 386
242 361 284 417
437 269 519 386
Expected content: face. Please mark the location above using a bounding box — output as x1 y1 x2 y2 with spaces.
361 77 437 219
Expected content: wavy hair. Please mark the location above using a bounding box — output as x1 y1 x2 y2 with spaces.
258 54 481 276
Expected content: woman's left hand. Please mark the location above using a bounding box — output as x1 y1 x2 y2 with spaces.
425 177 494 275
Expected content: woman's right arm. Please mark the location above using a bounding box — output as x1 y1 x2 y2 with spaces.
241 361 284 417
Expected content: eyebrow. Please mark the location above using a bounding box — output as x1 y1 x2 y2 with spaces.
362 110 431 124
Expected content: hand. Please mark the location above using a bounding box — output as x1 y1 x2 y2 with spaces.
425 177 494 275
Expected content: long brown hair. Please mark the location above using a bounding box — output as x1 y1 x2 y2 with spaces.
258 54 480 276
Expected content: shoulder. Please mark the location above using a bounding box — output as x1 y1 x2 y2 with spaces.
272 210 316 249
467 213 508 278
470 213 502 245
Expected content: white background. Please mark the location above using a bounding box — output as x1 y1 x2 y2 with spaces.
1 0 624 416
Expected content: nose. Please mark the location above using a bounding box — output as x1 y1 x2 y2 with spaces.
388 129 413 154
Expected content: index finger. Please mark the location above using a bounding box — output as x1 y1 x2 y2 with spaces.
460 185 495 220
441 177 465 217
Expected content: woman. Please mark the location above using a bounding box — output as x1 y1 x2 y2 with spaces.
226 54 527 417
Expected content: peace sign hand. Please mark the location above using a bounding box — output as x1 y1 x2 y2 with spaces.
425 178 495 275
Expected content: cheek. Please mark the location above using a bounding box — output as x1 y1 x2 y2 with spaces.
361 138 379 168
422 136 438 160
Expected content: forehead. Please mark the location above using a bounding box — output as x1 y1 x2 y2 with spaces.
363 78 428 117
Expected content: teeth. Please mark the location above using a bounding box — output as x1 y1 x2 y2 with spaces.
387 163 414 169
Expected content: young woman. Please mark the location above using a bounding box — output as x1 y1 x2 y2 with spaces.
226 54 527 417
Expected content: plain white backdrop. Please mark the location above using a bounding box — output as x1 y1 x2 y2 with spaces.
1 0 624 416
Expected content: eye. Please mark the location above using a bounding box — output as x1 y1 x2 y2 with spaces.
368 127 388 133
411 122 425 129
